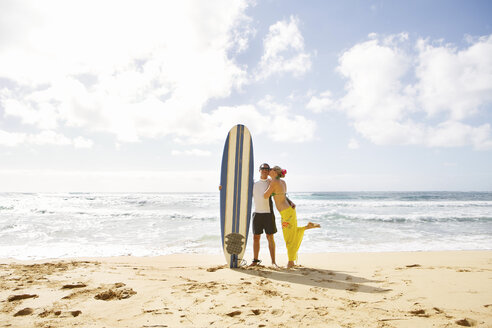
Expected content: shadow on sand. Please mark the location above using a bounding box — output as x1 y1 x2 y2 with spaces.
234 265 391 294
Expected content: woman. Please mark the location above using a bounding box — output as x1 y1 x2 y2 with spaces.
264 166 320 268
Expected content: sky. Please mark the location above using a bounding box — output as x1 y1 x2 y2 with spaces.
0 0 491 192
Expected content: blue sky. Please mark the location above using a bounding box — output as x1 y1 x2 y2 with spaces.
0 0 491 192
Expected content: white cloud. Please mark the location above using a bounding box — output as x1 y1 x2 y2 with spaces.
348 138 360 150
256 97 316 142
427 121 492 149
0 129 93 148
337 35 413 122
414 35 492 120
0 130 26 147
334 33 492 150
1 92 59 130
0 3 318 147
29 130 71 146
306 90 334 113
73 136 94 149
256 16 312 80
0 0 253 144
171 149 211 157
257 95 288 115
201 105 268 144
269 114 315 142
198 97 316 144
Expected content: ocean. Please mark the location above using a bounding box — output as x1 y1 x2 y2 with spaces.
0 192 491 260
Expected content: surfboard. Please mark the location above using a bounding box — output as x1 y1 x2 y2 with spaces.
220 124 254 268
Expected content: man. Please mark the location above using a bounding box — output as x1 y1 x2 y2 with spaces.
251 163 277 266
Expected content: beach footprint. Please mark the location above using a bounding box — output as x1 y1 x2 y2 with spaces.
456 318 477 326
206 265 226 272
226 310 242 317
7 294 38 302
409 308 431 318
94 287 136 300
270 309 284 316
13 307 33 317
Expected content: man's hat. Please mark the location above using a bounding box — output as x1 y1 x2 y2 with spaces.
259 163 270 170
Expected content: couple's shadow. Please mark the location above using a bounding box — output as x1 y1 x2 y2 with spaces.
235 264 391 294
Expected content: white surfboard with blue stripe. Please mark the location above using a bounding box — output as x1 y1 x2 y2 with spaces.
220 124 254 268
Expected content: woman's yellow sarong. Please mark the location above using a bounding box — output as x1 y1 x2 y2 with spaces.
280 207 305 261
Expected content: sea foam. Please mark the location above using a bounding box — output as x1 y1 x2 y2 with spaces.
0 192 491 259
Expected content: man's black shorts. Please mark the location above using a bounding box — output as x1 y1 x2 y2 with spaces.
252 212 277 235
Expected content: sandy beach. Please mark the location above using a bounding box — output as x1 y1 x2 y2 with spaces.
0 251 491 327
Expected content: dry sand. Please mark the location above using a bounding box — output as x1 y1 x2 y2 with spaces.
0 251 491 327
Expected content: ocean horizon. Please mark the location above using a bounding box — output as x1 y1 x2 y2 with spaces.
1 191 491 260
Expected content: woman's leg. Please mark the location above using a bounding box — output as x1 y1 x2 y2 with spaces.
306 222 321 229
281 208 305 268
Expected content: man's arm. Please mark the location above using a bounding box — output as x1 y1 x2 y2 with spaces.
286 197 296 209
263 180 275 199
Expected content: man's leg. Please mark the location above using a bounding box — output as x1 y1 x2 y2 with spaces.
266 234 276 265
251 234 261 265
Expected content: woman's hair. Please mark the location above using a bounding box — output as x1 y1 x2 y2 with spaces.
271 166 286 178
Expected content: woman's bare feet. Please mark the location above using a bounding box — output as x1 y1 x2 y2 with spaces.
287 261 295 269
306 222 321 229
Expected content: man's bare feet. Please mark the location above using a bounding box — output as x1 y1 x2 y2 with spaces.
287 261 295 269
250 259 261 266
306 222 321 229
